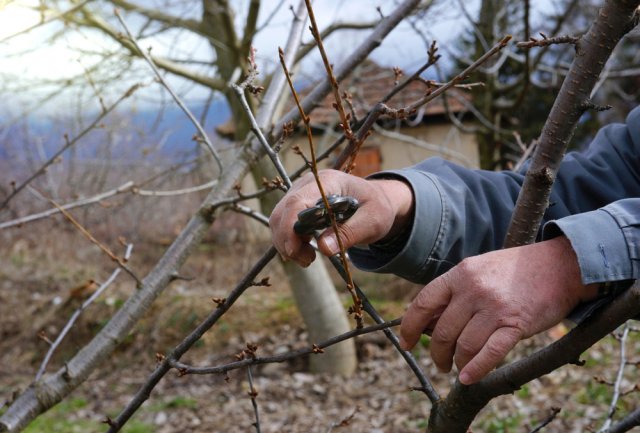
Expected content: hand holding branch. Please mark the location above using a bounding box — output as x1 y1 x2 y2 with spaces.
399 236 598 384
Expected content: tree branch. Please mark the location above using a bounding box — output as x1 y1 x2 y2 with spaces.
115 9 224 173
77 9 227 90
35 244 134 381
0 2 420 430
170 318 402 375
110 0 205 37
0 84 143 213
427 282 640 433
504 0 640 248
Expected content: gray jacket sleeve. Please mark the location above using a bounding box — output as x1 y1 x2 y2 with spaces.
349 106 640 287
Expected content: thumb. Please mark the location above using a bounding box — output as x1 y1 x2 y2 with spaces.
317 222 359 256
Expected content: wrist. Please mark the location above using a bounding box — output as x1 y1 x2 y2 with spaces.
371 178 414 240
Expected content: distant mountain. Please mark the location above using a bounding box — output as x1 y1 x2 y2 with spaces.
0 98 232 162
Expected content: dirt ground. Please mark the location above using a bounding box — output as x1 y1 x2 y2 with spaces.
1 232 639 433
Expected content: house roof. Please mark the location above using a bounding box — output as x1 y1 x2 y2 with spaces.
215 61 471 138
303 60 469 126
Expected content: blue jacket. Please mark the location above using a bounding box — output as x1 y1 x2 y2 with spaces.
350 107 640 296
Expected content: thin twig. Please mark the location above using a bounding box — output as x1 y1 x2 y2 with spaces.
599 324 631 433
35 244 134 381
45 196 141 286
517 34 579 49
328 255 440 404
304 0 357 155
0 181 134 230
530 407 561 433
0 0 92 44
333 36 512 170
114 9 223 174
135 180 218 196
170 319 401 375
229 204 270 226
247 366 261 433
105 247 278 433
279 45 364 328
326 407 359 432
0 83 144 212
230 82 292 190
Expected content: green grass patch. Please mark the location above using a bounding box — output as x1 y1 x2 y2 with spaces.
21 397 153 433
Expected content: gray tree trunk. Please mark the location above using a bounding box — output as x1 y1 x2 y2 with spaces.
251 158 357 375
283 259 357 375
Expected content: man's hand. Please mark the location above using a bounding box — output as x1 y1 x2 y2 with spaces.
399 236 598 385
269 169 413 266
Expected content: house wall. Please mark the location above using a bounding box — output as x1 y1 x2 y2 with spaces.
282 121 479 177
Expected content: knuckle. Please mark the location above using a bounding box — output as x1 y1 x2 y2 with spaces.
431 324 455 345
484 339 507 361
455 338 478 358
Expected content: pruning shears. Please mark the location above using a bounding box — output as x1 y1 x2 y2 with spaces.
293 194 359 236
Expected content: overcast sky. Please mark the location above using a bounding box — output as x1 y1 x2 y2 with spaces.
0 0 560 115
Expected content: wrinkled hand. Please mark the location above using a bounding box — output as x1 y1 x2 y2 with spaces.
269 169 413 266
399 236 598 385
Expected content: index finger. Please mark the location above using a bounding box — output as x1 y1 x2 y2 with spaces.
399 274 453 350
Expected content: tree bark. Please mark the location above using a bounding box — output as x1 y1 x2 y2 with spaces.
504 0 640 247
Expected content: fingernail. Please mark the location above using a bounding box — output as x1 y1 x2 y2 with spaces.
459 371 472 385
323 235 339 255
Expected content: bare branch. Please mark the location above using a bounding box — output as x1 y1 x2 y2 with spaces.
333 36 511 171
44 195 141 286
104 247 278 433
0 181 134 230
0 0 93 44
530 407 561 433
517 34 580 49
135 180 217 197
170 318 402 375
279 42 363 328
229 204 269 227
504 0 640 247
598 324 631 433
246 366 261 433
0 83 144 213
114 9 223 174
36 244 134 381
295 21 378 63
609 407 640 433
230 82 292 190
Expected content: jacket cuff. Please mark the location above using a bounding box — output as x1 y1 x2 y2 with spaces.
348 169 443 283
542 209 634 285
